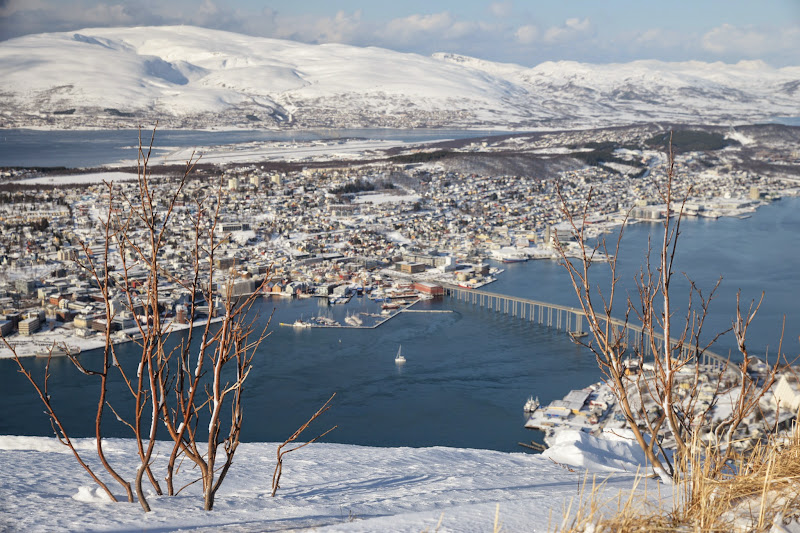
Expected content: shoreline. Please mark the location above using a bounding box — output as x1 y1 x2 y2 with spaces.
0 315 224 360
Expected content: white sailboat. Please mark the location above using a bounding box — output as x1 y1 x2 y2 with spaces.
345 312 363 327
394 345 406 364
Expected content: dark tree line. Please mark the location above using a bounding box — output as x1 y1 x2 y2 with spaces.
330 178 396 195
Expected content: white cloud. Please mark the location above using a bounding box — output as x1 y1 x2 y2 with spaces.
81 3 135 25
0 0 45 17
0 0 145 39
197 0 220 17
1 2 798 67
309 10 364 43
543 17 592 44
566 18 590 31
378 11 495 48
634 28 672 46
515 24 538 45
701 23 800 58
384 12 466 43
489 1 513 18
513 18 592 46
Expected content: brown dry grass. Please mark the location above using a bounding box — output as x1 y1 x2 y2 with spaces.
558 428 800 532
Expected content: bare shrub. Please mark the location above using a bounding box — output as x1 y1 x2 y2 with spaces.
553 133 782 484
7 126 271 511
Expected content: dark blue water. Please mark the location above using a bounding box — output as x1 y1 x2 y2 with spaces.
492 200 800 360
771 117 800 126
1 199 798 452
0 129 510 168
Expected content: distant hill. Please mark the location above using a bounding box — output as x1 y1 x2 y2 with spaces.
1 26 798 130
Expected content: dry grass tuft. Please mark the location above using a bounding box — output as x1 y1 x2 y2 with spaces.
558 428 800 532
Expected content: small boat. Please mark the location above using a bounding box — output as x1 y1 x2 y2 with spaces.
344 313 363 327
394 345 406 365
315 316 339 326
569 330 588 339
292 319 311 328
523 396 540 413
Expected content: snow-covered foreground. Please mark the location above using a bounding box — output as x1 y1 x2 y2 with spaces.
0 435 660 532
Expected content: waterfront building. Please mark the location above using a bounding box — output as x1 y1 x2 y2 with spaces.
111 311 137 330
18 316 40 336
413 281 444 296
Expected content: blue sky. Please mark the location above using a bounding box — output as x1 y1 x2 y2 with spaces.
1 0 798 66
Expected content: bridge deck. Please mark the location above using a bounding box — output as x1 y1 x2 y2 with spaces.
442 284 732 371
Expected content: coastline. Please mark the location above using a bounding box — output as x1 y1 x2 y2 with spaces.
0 315 224 359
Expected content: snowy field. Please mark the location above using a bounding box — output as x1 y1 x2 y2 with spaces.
352 191 422 205
0 434 659 532
132 138 420 167
12 172 139 185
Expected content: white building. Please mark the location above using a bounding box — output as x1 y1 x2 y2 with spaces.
773 374 800 413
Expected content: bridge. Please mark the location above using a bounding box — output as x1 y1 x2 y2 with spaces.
442 284 732 371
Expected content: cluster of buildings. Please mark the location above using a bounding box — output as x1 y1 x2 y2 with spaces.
0 128 796 348
526 354 800 455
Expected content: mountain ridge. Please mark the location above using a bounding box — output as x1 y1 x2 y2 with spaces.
1 25 798 130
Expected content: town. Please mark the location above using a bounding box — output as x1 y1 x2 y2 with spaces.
0 124 797 359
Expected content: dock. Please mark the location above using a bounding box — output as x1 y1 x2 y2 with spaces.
399 309 453 313
279 302 453 329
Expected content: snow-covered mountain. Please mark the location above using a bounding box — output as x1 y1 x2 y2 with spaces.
1 25 798 130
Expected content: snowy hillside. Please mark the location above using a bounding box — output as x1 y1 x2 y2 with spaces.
1 25 798 130
0 435 655 532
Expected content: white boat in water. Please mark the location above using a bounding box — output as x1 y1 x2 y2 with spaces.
394 345 406 365
523 396 540 413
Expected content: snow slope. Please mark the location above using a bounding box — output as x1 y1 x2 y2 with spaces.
1 26 797 130
0 435 658 532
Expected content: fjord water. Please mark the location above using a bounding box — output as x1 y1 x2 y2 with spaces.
2 197 798 451
0 129 507 168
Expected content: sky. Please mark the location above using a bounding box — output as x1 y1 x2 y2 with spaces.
0 0 798 66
